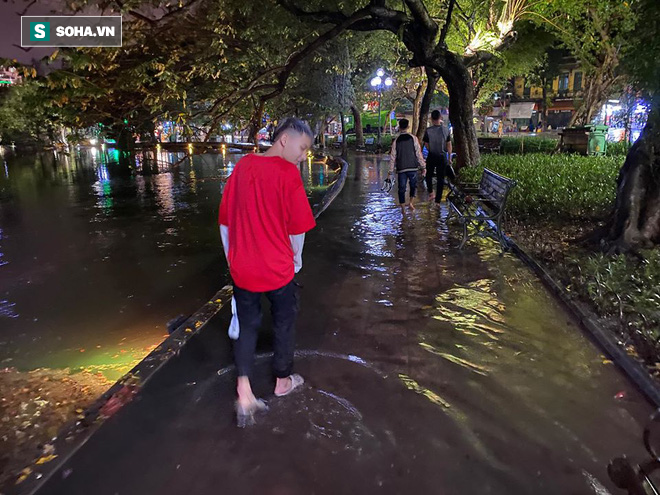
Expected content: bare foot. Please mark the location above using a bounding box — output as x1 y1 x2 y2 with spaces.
408 202 416 210
237 376 257 409
274 376 293 396
400 205 406 214
429 192 435 202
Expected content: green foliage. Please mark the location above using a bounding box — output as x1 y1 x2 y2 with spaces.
537 0 637 72
566 249 660 359
472 22 555 108
621 0 660 93
458 154 622 219
0 79 61 143
499 137 558 154
327 133 393 148
606 140 632 156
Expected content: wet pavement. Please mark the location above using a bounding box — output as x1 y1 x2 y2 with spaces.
32 155 653 495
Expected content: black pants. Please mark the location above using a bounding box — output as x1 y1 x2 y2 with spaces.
397 171 417 204
425 154 448 203
233 280 299 379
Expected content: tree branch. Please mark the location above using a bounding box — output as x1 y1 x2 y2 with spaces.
438 0 456 46
202 5 374 119
462 31 517 67
403 0 437 33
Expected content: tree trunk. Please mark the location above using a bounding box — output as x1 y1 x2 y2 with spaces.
340 111 348 157
350 105 364 147
416 68 438 141
540 82 548 130
113 125 135 152
248 100 265 144
319 117 328 148
605 95 660 250
411 78 427 136
439 53 480 169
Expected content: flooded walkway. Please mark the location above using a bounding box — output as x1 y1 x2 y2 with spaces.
34 155 652 494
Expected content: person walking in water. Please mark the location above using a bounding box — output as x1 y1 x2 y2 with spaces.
218 118 316 427
388 118 426 213
422 109 452 204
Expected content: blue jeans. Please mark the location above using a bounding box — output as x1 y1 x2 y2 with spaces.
233 280 300 379
398 171 417 204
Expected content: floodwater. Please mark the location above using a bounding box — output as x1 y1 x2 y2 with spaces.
0 146 331 380
34 155 655 495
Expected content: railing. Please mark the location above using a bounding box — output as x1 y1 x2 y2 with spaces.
312 156 348 219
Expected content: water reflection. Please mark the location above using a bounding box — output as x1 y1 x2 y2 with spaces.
0 147 330 377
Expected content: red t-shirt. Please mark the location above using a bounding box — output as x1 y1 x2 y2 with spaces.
218 154 316 292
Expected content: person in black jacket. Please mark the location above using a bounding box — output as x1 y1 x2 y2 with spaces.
388 119 426 213
422 110 452 204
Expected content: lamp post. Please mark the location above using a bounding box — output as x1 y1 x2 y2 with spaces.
370 68 393 152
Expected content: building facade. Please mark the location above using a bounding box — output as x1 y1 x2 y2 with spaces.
512 58 584 129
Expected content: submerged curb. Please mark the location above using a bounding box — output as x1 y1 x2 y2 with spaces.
8 155 349 495
505 236 660 409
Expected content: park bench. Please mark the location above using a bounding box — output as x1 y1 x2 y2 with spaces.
447 168 517 251
477 137 502 154
364 136 376 152
332 135 343 148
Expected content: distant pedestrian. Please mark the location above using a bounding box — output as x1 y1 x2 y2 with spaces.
389 118 426 213
218 117 316 427
422 110 452 204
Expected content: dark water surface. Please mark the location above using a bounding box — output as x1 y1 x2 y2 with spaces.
0 147 330 380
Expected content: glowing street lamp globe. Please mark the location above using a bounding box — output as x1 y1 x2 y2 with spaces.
376 68 385 77
371 76 382 87
384 77 393 87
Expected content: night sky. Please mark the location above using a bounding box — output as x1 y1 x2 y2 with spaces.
1 0 84 64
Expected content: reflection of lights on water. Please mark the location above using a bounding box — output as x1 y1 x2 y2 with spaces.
398 373 451 408
0 299 19 318
97 164 110 182
3 161 8 178
92 164 113 213
89 138 98 145
154 173 176 218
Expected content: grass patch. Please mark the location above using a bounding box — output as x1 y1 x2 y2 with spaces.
496 136 631 157
458 154 622 220
499 137 559 154
606 140 633 156
565 249 660 363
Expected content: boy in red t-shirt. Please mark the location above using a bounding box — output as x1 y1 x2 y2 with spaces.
218 118 316 427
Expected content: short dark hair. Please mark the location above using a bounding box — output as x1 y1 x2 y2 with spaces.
272 117 313 142
431 109 441 120
398 118 409 130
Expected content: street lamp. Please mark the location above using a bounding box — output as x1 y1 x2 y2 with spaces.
370 68 394 151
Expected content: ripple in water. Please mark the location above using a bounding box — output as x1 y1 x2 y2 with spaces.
0 300 19 318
